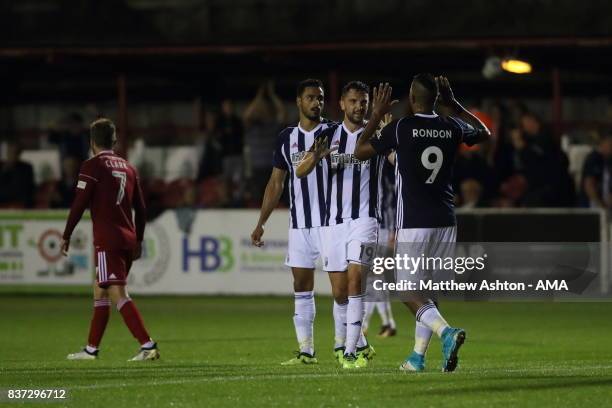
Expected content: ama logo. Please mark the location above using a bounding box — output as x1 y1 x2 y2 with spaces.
182 235 234 272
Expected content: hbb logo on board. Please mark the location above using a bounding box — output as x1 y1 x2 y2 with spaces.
182 236 234 272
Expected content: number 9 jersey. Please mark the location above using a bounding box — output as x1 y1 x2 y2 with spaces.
63 150 146 251
369 113 481 229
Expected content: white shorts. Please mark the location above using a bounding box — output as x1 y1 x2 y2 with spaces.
395 226 457 282
286 227 323 269
321 217 378 272
396 226 457 243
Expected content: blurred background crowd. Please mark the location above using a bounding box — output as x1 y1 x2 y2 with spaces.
2 88 610 220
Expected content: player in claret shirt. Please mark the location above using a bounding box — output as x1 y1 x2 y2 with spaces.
62 118 159 361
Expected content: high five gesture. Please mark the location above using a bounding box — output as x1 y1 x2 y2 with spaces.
354 82 398 161
371 83 399 119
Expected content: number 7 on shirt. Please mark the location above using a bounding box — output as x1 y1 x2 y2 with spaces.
112 171 127 205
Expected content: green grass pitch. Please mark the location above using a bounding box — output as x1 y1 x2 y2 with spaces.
1 294 612 407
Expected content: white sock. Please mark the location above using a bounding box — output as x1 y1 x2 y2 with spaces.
85 345 98 354
293 291 315 355
386 301 397 329
333 300 347 349
363 301 376 332
356 330 368 348
414 321 433 355
345 294 364 355
376 302 390 326
416 301 449 337
141 340 156 349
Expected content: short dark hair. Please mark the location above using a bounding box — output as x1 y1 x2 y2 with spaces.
341 81 369 96
297 78 323 97
90 118 116 149
412 73 438 95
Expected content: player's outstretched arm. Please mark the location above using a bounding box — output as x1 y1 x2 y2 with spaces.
435 76 492 144
355 83 399 161
251 167 287 247
296 136 337 178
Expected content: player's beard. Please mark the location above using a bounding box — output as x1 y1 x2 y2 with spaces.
347 111 365 125
303 108 321 122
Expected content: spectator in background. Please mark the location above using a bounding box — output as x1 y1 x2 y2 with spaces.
488 102 515 182
217 98 246 204
581 134 612 209
195 109 227 209
521 112 575 206
243 81 286 205
507 100 529 129
459 178 484 209
488 102 511 146
48 112 90 165
520 112 556 153
196 109 224 181
137 161 166 220
503 126 539 205
0 141 35 208
54 156 80 207
453 146 495 204
510 116 575 207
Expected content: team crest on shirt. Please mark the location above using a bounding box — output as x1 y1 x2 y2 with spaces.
290 151 307 166
330 153 369 169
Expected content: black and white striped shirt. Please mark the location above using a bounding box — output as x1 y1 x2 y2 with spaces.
377 157 396 230
272 122 334 229
319 123 381 226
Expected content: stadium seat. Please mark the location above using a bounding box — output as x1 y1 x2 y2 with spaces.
21 150 61 184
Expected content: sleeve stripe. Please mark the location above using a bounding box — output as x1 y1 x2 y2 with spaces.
395 118 404 145
79 173 99 182
448 116 478 142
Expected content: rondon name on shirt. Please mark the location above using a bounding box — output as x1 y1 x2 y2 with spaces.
412 129 452 139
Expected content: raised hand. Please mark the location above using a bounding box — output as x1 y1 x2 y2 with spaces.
372 83 399 118
435 76 455 105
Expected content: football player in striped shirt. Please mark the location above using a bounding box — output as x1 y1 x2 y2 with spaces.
251 79 336 365
354 77 491 372
298 81 388 368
